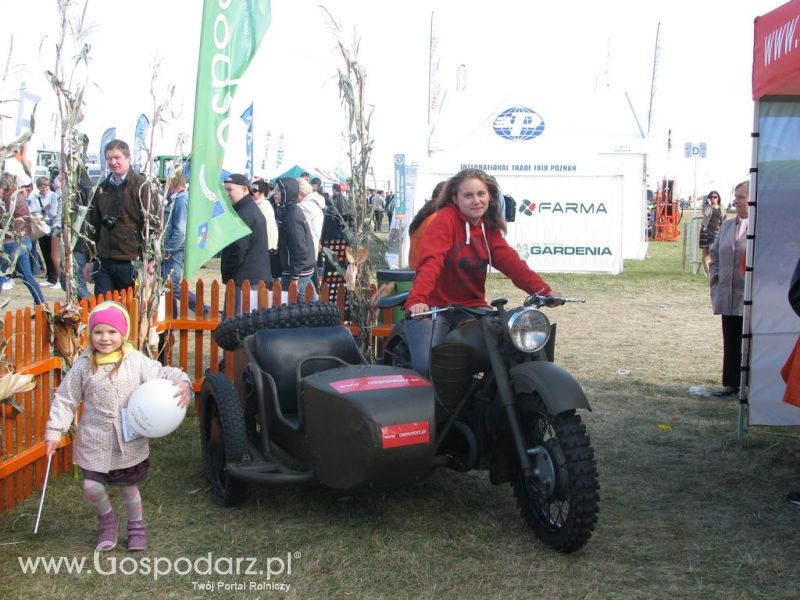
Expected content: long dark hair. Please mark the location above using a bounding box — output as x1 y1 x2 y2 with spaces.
409 180 446 234
436 168 505 232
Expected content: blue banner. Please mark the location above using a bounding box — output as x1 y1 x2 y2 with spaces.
133 114 149 171
15 84 41 136
241 103 254 181
99 127 116 174
394 154 406 217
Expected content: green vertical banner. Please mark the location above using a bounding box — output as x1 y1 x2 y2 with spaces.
184 0 272 279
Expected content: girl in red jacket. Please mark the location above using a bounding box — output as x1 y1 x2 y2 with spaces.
405 168 562 376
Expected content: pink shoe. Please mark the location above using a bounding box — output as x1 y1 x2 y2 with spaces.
96 510 118 551
127 520 148 551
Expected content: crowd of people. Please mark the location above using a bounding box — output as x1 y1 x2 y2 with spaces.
0 143 365 314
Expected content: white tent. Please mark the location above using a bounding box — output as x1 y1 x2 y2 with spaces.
413 88 648 274
741 0 800 433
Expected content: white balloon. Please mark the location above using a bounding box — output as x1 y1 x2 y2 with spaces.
127 378 186 438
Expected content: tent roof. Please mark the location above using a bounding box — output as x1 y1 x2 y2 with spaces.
753 0 800 99
271 164 313 182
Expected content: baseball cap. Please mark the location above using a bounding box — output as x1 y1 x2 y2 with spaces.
224 173 250 187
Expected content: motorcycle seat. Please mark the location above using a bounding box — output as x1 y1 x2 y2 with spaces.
253 325 365 415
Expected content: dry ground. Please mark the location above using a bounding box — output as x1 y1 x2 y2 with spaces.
1 242 800 599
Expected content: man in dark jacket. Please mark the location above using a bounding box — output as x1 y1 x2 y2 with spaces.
220 173 271 314
275 177 318 302
84 139 154 295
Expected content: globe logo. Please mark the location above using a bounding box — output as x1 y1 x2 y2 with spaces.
492 107 545 141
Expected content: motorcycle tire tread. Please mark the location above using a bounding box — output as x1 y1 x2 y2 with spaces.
513 409 599 554
200 373 250 507
214 302 341 351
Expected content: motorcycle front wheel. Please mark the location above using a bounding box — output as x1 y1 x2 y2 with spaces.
512 394 599 553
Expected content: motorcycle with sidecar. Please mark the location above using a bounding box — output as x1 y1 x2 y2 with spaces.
200 296 599 553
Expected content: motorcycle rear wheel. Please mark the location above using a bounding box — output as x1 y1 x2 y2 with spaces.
512 395 599 553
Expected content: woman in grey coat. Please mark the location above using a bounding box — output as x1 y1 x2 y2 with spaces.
709 180 749 397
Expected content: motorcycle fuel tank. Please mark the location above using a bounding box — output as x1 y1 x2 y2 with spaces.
302 365 436 490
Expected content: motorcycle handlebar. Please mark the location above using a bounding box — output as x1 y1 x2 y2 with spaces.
405 295 585 319
524 294 586 308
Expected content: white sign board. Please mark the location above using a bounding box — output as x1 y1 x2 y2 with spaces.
503 175 624 274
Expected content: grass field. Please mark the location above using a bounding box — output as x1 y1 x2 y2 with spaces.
2 241 800 600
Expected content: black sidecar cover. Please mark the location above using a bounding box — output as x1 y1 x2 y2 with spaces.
302 365 435 490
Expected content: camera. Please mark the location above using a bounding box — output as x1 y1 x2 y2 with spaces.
102 215 117 228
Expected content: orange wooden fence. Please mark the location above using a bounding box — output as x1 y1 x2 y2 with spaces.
0 279 397 513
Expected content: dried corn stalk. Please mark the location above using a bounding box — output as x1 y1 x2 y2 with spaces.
44 302 85 369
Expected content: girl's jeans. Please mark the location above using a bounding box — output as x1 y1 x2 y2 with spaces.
3 238 45 305
405 310 477 377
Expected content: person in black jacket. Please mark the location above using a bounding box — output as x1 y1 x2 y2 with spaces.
220 173 271 314
275 177 318 302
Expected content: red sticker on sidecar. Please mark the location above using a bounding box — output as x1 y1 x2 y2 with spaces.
381 421 431 449
329 374 431 393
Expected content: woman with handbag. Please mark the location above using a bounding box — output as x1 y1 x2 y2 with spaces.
708 181 748 397
698 190 725 275
1 174 45 306
28 176 62 289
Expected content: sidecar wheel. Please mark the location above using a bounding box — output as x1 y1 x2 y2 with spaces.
200 373 249 506
214 302 341 351
512 396 599 553
383 322 411 368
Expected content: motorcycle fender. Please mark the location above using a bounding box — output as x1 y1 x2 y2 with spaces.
509 362 590 414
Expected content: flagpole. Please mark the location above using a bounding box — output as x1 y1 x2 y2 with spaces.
428 11 434 127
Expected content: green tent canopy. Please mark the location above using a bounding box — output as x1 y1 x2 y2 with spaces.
270 164 315 182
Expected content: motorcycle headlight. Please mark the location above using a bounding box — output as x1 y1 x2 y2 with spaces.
506 308 551 353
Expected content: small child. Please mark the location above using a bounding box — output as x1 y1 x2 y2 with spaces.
45 301 192 552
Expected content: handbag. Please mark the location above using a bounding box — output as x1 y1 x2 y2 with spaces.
27 214 52 241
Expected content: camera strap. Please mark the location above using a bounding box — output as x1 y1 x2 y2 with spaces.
100 179 125 222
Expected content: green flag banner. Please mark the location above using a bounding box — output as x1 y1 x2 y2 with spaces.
185 0 272 279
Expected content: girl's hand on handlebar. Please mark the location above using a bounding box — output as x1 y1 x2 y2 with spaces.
408 302 430 319
546 291 566 307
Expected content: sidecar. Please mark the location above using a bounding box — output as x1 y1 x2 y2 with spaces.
199 307 437 506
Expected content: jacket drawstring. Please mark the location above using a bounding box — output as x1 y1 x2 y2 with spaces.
481 223 493 269
465 221 493 268
465 220 492 268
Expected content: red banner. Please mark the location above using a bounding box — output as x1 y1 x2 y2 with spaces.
329 374 431 394
381 421 431 449
753 0 800 98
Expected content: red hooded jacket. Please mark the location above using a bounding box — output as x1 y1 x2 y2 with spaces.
406 203 551 308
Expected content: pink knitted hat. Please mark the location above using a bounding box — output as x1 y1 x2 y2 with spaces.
88 301 130 339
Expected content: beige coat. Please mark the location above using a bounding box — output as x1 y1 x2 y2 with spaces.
45 349 190 473
709 217 746 316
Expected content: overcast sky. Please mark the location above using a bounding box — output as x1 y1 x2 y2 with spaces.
0 0 787 196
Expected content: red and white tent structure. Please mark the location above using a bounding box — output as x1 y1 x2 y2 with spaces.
741 0 800 435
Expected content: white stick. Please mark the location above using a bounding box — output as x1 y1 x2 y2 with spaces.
33 454 53 535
